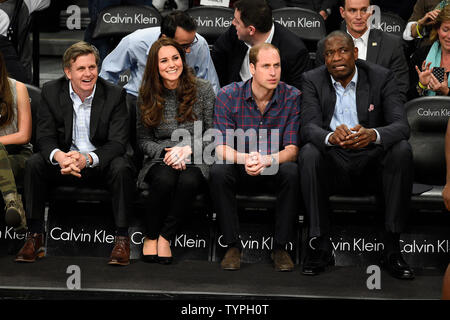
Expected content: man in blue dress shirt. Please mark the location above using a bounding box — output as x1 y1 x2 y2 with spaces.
100 10 220 97
298 30 414 280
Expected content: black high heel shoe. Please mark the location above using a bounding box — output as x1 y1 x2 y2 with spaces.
141 254 158 263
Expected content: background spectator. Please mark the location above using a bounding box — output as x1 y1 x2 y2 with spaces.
0 0 50 83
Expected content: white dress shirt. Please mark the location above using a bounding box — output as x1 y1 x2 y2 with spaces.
348 28 370 61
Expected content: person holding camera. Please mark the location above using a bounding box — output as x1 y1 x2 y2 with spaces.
410 5 450 98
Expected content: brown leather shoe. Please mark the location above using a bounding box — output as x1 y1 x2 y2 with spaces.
220 247 241 271
271 249 294 272
108 236 130 266
15 233 45 263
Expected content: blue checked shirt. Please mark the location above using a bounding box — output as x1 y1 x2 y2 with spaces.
214 79 301 155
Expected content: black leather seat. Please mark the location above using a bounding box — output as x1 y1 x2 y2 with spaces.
406 96 449 211
272 7 326 56
92 5 162 40
341 11 405 38
186 6 234 46
374 11 406 37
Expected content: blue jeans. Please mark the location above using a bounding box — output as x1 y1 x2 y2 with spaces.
84 0 154 60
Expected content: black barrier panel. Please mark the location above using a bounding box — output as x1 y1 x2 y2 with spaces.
92 5 162 39
129 224 211 261
46 203 117 257
272 7 326 42
46 201 211 261
186 6 234 44
213 222 299 264
325 223 450 268
406 96 450 186
0 223 29 256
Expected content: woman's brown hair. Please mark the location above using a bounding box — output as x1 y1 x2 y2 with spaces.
139 37 198 128
430 5 450 43
0 51 14 128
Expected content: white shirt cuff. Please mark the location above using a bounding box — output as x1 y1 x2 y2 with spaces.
50 148 61 165
373 129 381 144
403 21 416 41
88 152 99 167
325 132 334 146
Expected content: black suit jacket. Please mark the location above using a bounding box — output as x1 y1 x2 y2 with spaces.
300 59 410 152
37 76 129 170
211 22 311 90
315 29 409 101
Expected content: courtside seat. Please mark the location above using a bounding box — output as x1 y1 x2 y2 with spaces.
236 193 277 210
272 7 326 58
92 5 162 40
406 96 449 212
375 11 405 37
341 11 405 38
411 186 445 211
186 6 234 46
329 194 378 212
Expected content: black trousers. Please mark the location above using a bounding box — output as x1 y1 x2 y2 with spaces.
298 141 413 238
143 164 206 240
209 162 300 248
24 153 136 228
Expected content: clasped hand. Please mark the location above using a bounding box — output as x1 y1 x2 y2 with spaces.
244 152 272 176
55 150 88 178
329 124 376 149
163 145 192 171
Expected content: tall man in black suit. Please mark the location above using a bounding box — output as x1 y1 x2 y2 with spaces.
211 0 311 90
315 0 409 102
298 31 414 279
15 41 135 266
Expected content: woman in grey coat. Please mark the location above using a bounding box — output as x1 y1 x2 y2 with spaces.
137 38 215 264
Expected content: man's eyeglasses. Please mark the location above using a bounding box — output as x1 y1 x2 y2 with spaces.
180 36 198 51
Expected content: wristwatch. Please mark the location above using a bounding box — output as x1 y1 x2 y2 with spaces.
84 153 92 168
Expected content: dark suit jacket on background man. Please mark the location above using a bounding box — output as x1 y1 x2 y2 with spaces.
212 23 311 90
315 28 410 102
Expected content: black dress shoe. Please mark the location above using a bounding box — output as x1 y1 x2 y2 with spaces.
157 256 173 265
141 254 158 263
302 249 334 276
381 251 415 280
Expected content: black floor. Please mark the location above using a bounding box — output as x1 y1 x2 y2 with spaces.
0 255 444 301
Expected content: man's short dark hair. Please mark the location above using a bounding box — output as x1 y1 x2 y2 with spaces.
160 10 197 38
340 0 371 8
234 0 272 33
324 30 355 50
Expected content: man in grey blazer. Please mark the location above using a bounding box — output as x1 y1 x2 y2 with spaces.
315 0 409 102
298 31 414 280
15 42 135 266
